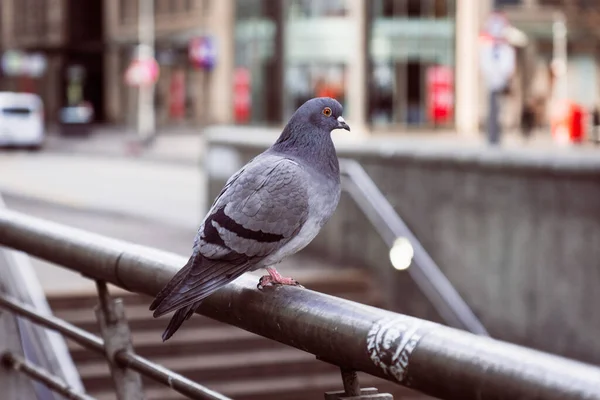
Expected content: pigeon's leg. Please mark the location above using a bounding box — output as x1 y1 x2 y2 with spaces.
257 267 303 289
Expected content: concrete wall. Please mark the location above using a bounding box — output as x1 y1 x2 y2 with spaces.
205 127 600 366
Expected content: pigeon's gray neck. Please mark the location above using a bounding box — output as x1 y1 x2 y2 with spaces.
270 124 340 179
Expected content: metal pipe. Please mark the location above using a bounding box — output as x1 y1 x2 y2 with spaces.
0 291 105 354
1 352 96 400
0 293 232 400
115 351 232 400
94 280 144 400
136 0 156 142
340 368 361 397
1 209 600 400
95 280 117 325
0 194 85 395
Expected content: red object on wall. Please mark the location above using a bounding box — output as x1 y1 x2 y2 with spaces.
426 65 454 124
169 70 186 119
233 67 251 123
551 100 586 144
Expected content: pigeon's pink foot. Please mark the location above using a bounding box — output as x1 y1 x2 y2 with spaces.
257 267 303 289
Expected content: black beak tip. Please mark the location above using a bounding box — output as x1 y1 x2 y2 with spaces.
338 122 350 132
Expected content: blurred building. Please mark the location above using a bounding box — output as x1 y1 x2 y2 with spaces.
0 0 105 123
232 0 474 133
2 0 480 133
103 0 233 128
102 0 480 135
3 0 599 135
496 0 600 131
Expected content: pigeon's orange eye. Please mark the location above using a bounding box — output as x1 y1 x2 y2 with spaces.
322 107 332 117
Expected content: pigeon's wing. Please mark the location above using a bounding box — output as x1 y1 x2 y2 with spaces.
150 155 309 318
199 155 310 258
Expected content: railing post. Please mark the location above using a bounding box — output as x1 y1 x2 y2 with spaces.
94 280 144 400
324 367 393 400
0 285 37 400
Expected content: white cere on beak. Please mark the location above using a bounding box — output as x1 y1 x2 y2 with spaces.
337 116 346 124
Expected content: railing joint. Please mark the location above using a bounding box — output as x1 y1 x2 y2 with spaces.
94 280 144 400
341 367 361 396
323 367 393 399
325 388 393 400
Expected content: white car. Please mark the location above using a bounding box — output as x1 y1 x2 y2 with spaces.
0 92 45 149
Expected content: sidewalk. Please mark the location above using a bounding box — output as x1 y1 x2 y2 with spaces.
44 124 599 166
44 124 204 166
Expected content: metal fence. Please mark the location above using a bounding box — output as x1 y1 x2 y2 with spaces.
1 208 600 400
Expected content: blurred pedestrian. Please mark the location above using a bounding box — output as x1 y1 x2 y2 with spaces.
521 99 535 140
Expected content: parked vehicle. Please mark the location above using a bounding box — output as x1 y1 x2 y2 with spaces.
59 101 94 136
0 92 45 150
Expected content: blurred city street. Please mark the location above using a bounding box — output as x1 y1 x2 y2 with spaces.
0 151 204 229
3 191 197 293
0 148 205 294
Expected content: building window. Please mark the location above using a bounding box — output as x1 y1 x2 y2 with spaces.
367 0 456 129
234 0 352 124
283 0 350 117
234 0 283 124
12 0 49 38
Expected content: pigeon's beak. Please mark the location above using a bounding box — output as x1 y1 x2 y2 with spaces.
336 116 350 132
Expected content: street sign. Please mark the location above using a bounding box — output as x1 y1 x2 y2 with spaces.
124 58 159 87
189 36 217 70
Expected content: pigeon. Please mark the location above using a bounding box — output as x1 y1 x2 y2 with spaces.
150 97 350 341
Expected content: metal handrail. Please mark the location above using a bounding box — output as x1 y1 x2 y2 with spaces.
1 208 600 400
0 293 231 400
1 352 95 400
0 194 84 399
339 159 488 335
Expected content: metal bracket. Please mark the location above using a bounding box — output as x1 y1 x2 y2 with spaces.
95 280 144 400
324 388 393 400
324 368 393 400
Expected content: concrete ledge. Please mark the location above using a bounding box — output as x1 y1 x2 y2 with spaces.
205 125 600 174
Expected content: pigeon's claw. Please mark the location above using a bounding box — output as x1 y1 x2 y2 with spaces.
257 267 304 290
257 275 273 289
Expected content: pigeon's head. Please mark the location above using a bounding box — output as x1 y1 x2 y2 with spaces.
291 97 350 133
272 97 348 170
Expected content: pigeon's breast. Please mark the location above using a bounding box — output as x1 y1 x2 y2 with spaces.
257 170 341 267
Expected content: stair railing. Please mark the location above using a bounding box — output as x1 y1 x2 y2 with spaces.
339 158 488 335
1 207 600 400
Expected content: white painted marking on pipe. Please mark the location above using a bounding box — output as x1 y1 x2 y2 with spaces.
366 317 425 383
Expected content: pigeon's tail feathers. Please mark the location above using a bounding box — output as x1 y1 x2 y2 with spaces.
150 252 251 319
161 302 199 342
149 254 196 313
